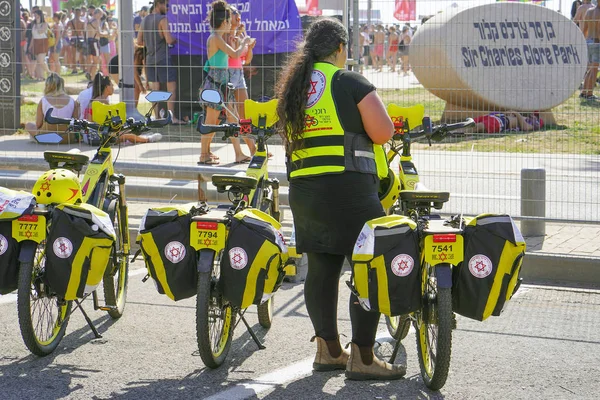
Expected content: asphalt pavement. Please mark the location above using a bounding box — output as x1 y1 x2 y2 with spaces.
0 269 598 400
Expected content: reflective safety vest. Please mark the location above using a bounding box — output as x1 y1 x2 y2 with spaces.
288 62 388 180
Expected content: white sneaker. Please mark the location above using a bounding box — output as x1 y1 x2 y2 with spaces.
141 133 163 143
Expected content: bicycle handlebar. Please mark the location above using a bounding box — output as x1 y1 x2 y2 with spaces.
45 108 172 134
198 116 276 139
393 118 475 142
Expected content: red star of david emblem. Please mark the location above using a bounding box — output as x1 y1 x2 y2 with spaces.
40 182 51 192
232 252 243 264
398 260 409 271
475 261 486 272
169 246 181 258
25 231 33 239
59 243 68 254
204 239 212 246
438 253 447 262
307 80 318 98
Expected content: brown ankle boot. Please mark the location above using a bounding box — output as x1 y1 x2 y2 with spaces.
311 336 350 371
345 343 406 381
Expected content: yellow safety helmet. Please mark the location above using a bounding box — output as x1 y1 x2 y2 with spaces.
379 168 401 211
32 169 82 205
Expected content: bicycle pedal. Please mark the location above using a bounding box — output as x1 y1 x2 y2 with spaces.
99 306 118 312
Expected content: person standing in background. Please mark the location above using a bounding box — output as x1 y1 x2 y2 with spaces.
48 12 63 74
372 25 385 72
227 5 257 158
579 2 600 102
134 6 149 40
28 9 50 81
387 26 399 72
199 0 253 165
137 0 184 124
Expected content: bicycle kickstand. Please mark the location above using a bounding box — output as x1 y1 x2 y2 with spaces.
71 295 102 339
389 319 411 364
237 310 266 350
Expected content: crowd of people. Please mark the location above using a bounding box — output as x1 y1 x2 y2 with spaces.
21 4 118 82
355 22 417 76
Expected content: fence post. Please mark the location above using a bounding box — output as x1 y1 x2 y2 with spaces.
520 169 546 236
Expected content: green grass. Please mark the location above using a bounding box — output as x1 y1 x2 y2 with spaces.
378 88 600 155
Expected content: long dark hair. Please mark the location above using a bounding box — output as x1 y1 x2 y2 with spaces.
33 9 45 24
92 73 112 99
208 0 230 29
275 18 348 154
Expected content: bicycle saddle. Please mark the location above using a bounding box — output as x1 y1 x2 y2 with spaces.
244 98 279 128
212 174 258 195
44 151 90 172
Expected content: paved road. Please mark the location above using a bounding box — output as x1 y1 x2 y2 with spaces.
1 265 598 400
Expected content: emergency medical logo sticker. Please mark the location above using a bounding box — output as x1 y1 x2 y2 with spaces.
468 254 493 278
391 254 414 277
306 70 326 108
229 247 248 270
165 241 186 264
53 237 74 259
0 234 8 256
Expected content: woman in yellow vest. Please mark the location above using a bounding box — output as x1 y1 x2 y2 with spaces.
276 18 403 380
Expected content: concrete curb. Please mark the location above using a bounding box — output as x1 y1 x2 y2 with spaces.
521 252 600 288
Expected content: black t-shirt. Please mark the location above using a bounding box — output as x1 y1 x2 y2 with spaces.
289 67 382 255
331 68 376 135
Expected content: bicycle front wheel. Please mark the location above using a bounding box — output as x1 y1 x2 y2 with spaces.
257 296 274 329
103 198 129 319
17 243 72 356
196 249 236 368
414 263 453 391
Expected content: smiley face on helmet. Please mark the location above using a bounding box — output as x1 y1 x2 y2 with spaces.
32 169 82 205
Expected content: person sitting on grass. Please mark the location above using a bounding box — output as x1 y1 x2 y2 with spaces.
84 72 163 144
471 111 544 134
26 73 80 144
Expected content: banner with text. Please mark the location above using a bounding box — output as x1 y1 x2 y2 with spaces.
168 0 302 56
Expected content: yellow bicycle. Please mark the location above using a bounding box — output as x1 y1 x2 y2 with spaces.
382 105 475 390
13 92 171 356
190 89 285 368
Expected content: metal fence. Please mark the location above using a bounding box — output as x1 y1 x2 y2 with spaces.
1 0 598 223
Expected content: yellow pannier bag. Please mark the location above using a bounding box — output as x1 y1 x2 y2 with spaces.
138 204 197 301
45 203 115 300
452 214 526 321
350 215 422 316
220 208 288 309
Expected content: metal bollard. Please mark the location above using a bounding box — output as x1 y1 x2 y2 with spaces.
520 169 546 236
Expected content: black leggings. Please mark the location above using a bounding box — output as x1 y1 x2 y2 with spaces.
304 252 380 347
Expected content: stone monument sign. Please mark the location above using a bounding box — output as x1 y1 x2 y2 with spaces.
410 3 587 120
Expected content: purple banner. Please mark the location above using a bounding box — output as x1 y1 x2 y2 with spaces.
167 0 303 56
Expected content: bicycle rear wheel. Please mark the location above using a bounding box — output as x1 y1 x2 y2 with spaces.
103 198 129 319
414 263 453 391
196 249 236 368
17 242 72 356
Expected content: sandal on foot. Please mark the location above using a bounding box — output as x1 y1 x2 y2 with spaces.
197 158 220 165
